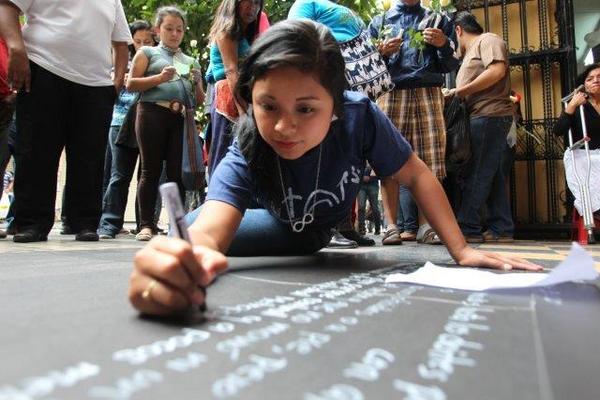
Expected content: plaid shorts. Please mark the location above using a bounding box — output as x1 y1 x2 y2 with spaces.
376 87 447 179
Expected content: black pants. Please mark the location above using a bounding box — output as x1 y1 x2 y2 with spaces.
136 102 184 230
14 62 116 235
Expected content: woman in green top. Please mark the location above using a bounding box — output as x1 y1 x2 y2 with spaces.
127 6 205 241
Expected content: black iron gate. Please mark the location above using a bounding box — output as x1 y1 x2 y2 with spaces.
456 0 577 238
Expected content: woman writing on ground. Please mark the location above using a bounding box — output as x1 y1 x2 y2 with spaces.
129 20 541 316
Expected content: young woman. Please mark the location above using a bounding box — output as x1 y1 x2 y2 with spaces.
127 6 205 242
129 20 541 316
554 63 600 150
205 0 262 177
98 20 156 239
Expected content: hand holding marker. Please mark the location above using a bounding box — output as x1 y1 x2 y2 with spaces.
159 182 207 311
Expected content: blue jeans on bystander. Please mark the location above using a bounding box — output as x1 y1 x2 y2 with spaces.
457 115 514 237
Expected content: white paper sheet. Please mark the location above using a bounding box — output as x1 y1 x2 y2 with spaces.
385 242 599 291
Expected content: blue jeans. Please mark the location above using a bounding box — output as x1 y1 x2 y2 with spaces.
457 116 514 237
397 185 418 233
184 207 331 256
357 181 381 232
98 126 138 235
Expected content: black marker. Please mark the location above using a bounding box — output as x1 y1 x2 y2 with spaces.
159 182 206 312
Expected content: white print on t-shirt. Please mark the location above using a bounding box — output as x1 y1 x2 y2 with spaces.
280 166 362 228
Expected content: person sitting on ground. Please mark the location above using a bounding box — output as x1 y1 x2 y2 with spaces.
128 20 541 316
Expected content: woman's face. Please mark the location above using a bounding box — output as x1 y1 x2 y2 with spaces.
132 29 154 52
237 0 260 28
157 15 185 48
252 67 335 160
584 67 600 96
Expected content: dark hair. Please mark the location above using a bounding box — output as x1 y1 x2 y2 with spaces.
155 5 186 28
209 0 264 44
234 19 347 204
454 11 484 35
576 62 600 87
128 20 155 58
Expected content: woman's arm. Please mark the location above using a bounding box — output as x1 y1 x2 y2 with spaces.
191 67 206 105
216 34 244 113
129 200 241 315
393 153 542 271
126 49 175 92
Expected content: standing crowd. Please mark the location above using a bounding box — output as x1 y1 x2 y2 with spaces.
0 0 528 258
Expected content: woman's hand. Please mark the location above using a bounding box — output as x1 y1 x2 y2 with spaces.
129 236 228 316
566 91 588 114
454 246 543 271
159 66 177 83
377 37 402 57
190 68 203 85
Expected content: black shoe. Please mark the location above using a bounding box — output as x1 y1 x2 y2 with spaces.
13 229 48 243
0 229 6 239
6 226 16 235
327 229 358 249
340 229 375 246
75 229 99 241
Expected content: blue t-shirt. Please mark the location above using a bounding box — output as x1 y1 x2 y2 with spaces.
205 39 251 83
206 91 412 231
288 0 364 42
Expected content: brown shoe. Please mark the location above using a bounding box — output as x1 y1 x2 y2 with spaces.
135 228 153 241
483 230 514 243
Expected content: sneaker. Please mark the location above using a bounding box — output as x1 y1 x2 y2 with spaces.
75 229 99 241
14 229 48 243
98 233 115 239
340 229 375 246
482 230 514 243
327 229 358 249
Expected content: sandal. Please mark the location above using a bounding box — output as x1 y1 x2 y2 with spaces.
382 227 403 245
400 231 417 241
417 224 443 245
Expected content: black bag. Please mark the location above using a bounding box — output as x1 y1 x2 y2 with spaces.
444 96 471 172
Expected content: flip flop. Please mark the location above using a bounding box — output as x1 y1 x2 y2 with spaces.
382 227 403 245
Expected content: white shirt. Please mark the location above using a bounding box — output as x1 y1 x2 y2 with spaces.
10 0 132 86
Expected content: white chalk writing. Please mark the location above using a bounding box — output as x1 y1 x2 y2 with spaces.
112 328 210 365
88 370 163 400
216 322 289 361
165 352 207 373
0 362 100 400
212 355 287 398
393 379 446 400
304 384 364 400
343 348 395 381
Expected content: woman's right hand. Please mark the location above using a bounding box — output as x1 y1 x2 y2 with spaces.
159 66 177 83
566 91 588 114
129 236 228 316
377 37 403 57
